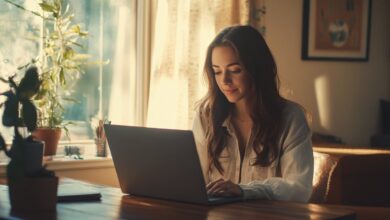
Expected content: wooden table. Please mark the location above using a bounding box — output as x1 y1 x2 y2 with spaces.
1 179 390 220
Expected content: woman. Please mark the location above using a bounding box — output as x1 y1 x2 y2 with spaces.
193 25 313 202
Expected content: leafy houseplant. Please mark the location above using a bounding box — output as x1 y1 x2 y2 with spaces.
35 0 88 128
5 0 94 156
30 0 89 155
0 66 58 212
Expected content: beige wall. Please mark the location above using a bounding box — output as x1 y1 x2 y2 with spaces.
55 167 119 187
265 0 390 146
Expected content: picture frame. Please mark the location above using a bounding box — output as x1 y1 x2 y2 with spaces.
301 0 372 61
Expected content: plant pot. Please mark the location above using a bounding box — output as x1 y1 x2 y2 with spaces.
6 138 45 179
24 140 44 174
32 128 62 156
8 176 59 212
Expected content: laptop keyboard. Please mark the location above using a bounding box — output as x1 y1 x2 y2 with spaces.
207 195 241 203
208 196 224 202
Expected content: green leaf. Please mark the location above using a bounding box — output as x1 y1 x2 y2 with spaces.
59 68 65 85
4 0 44 19
67 40 84 48
50 72 56 82
8 76 18 90
72 53 90 60
63 126 70 140
2 93 18 127
62 97 78 103
70 24 81 33
79 31 88 37
0 77 8 83
17 66 41 100
54 0 61 12
39 3 56 12
63 47 75 59
21 100 38 132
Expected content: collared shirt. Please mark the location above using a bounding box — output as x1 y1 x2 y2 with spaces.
192 101 314 202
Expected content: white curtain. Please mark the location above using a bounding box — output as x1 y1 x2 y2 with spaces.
146 0 254 129
108 0 138 125
108 0 153 126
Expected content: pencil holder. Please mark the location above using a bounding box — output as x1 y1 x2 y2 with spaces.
95 138 107 157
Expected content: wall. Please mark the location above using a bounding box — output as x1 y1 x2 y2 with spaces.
266 0 390 146
55 167 119 187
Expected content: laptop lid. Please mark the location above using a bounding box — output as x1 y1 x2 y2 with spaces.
104 124 212 204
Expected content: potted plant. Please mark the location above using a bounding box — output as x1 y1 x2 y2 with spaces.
0 66 58 212
30 0 89 156
5 0 94 156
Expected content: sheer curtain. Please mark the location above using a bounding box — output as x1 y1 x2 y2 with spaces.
146 0 254 129
108 1 137 125
108 0 152 126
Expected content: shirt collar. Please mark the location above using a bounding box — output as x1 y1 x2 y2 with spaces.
222 115 258 136
222 115 234 134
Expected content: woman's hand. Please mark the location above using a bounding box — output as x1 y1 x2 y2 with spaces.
206 178 243 197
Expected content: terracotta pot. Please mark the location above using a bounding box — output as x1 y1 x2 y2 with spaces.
32 128 62 156
8 176 59 212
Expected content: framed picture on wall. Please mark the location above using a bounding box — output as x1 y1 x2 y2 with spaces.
301 0 372 61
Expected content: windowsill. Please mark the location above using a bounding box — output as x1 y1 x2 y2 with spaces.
0 156 114 178
0 139 117 184
45 156 114 170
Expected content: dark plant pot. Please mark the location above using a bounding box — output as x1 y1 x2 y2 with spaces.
32 128 62 156
8 176 59 212
24 140 44 174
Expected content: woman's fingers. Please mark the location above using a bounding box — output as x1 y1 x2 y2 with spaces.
206 178 224 190
206 179 242 197
206 178 225 195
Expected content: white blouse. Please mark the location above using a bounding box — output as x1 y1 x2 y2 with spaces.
192 101 314 202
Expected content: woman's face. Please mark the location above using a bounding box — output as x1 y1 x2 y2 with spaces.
211 45 251 104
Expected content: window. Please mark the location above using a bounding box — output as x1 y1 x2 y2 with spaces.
61 0 139 141
0 0 140 145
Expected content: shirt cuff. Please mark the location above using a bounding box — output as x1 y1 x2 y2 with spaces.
239 182 274 200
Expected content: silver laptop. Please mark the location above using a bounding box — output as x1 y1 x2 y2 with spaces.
104 124 242 205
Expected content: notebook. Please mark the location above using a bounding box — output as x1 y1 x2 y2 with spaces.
104 124 241 205
58 183 101 202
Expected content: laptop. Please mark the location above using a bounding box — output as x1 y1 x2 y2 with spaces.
104 124 242 205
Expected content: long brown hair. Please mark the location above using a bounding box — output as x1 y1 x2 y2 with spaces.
199 25 286 174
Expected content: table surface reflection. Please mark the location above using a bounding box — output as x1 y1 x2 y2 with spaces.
1 179 390 220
